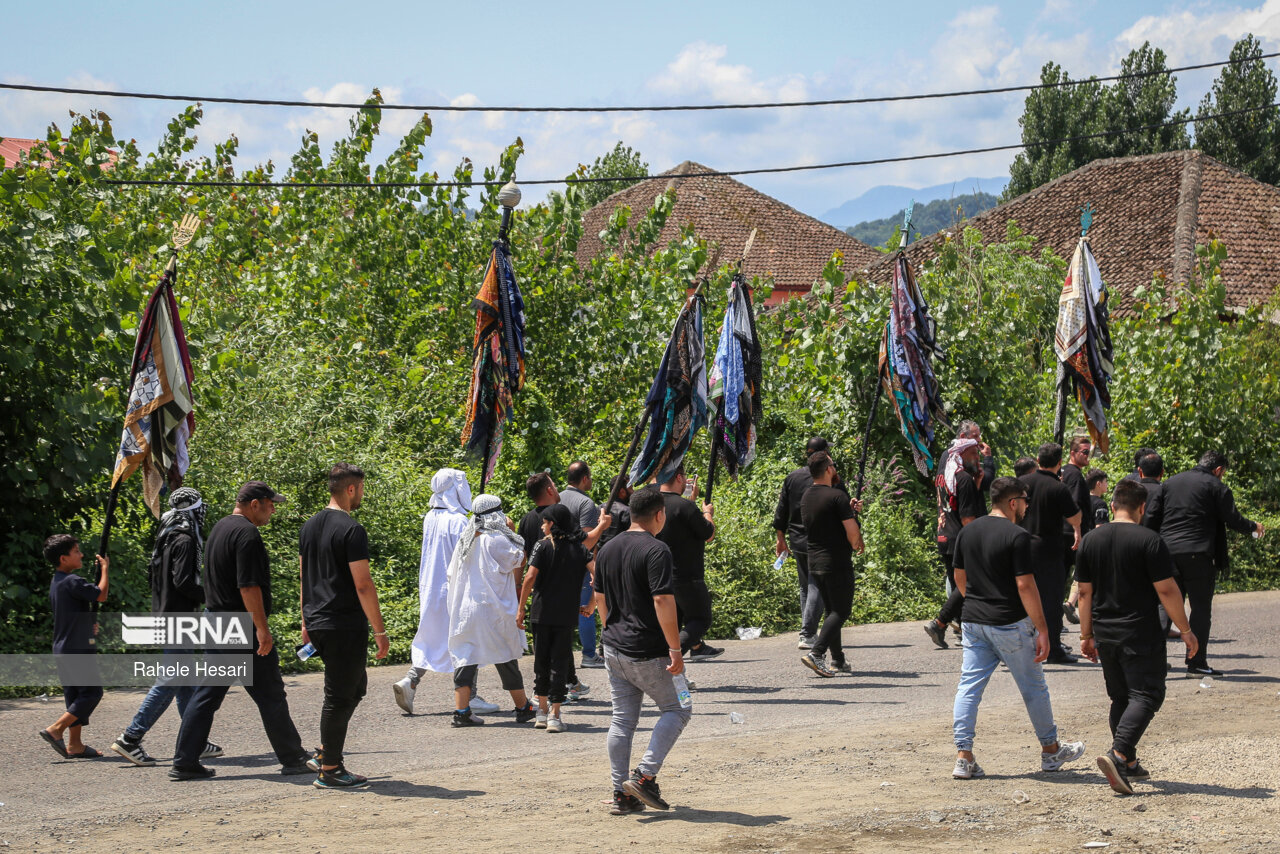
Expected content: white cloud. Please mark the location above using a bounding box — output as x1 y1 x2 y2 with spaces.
1119 0 1280 63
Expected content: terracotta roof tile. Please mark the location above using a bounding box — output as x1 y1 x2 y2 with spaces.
864 150 1280 314
577 162 880 304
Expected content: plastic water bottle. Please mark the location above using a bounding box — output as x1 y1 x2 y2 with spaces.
773 551 789 571
296 642 316 661
672 674 693 709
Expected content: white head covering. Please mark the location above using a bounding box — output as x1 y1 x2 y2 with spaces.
938 438 980 497
430 468 472 514
449 494 522 573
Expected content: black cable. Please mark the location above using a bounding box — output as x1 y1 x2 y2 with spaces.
97 100 1278 190
3 52 1275 114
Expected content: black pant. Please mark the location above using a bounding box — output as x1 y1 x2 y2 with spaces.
532 623 574 703
1173 553 1216 668
936 551 964 625
810 570 854 664
1097 641 1167 758
453 660 524 691
62 684 103 728
309 628 368 768
674 578 713 652
1032 547 1066 654
173 635 307 769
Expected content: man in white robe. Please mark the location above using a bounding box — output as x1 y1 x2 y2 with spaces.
447 494 536 726
392 469 496 716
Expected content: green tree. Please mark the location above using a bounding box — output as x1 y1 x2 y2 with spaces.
1195 34 1280 184
571 141 648 208
1008 44 1192 197
1007 64 1106 198
1100 42 1190 158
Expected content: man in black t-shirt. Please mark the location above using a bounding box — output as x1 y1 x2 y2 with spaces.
300 463 388 790
950 477 1085 780
1077 479 1197 795
799 453 864 678
773 436 833 649
598 476 633 549
596 486 691 815
924 438 987 648
657 464 720 660
1019 443 1083 663
171 481 311 780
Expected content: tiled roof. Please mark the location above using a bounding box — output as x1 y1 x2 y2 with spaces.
864 150 1280 313
577 162 880 304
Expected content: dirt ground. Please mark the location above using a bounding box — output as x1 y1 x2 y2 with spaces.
3 591 1278 853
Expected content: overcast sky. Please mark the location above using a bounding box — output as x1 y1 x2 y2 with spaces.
3 1 1279 217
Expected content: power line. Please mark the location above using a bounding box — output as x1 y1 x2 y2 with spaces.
3 52 1276 114
98 100 1277 190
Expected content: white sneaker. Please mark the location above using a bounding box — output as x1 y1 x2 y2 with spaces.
470 695 500 714
1041 740 1086 772
953 757 985 779
392 678 415 714
546 716 565 733
567 683 590 702
534 710 548 729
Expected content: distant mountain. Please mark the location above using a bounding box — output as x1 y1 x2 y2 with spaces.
822 176 1008 229
846 192 999 249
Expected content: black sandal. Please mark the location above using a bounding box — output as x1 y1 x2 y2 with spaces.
68 746 102 758
40 730 69 758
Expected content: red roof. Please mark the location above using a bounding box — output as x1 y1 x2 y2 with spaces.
1 135 118 170
578 162 880 305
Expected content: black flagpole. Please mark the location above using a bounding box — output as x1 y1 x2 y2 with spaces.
703 231 755 508
479 180 522 493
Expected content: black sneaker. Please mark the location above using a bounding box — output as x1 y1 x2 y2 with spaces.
1063 602 1080 624
168 763 216 781
1126 759 1150 780
609 790 646 815
200 741 224 760
306 747 323 772
1186 664 1223 677
688 644 724 660
281 760 314 775
1046 650 1079 665
515 703 537 724
622 769 669 810
923 622 948 649
451 709 485 727
313 765 370 789
801 652 835 678
1096 751 1133 795
111 736 156 767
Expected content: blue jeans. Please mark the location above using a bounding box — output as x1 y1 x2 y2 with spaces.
578 572 597 657
123 648 194 742
952 618 1058 752
603 647 692 791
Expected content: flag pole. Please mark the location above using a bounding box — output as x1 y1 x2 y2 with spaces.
605 277 709 512
704 230 756 508
479 180 522 493
854 204 914 500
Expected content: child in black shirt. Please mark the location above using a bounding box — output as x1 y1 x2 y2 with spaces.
41 534 109 759
518 504 593 733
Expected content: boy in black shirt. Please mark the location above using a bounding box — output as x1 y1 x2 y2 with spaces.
41 535 108 759
924 439 986 648
301 463 388 789
1077 479 1197 795
1019 443 1083 663
595 487 690 815
799 453 863 678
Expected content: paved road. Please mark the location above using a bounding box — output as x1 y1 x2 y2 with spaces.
3 590 1278 846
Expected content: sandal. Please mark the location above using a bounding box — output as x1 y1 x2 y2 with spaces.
40 730 69 758
68 746 102 758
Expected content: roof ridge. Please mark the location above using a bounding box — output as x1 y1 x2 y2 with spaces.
1171 150 1205 286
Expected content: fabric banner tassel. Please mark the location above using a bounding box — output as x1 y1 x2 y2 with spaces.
707 271 762 479
1052 237 1113 452
110 266 195 518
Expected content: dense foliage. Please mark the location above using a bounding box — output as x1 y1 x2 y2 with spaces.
2 97 1277 675
846 192 999 250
